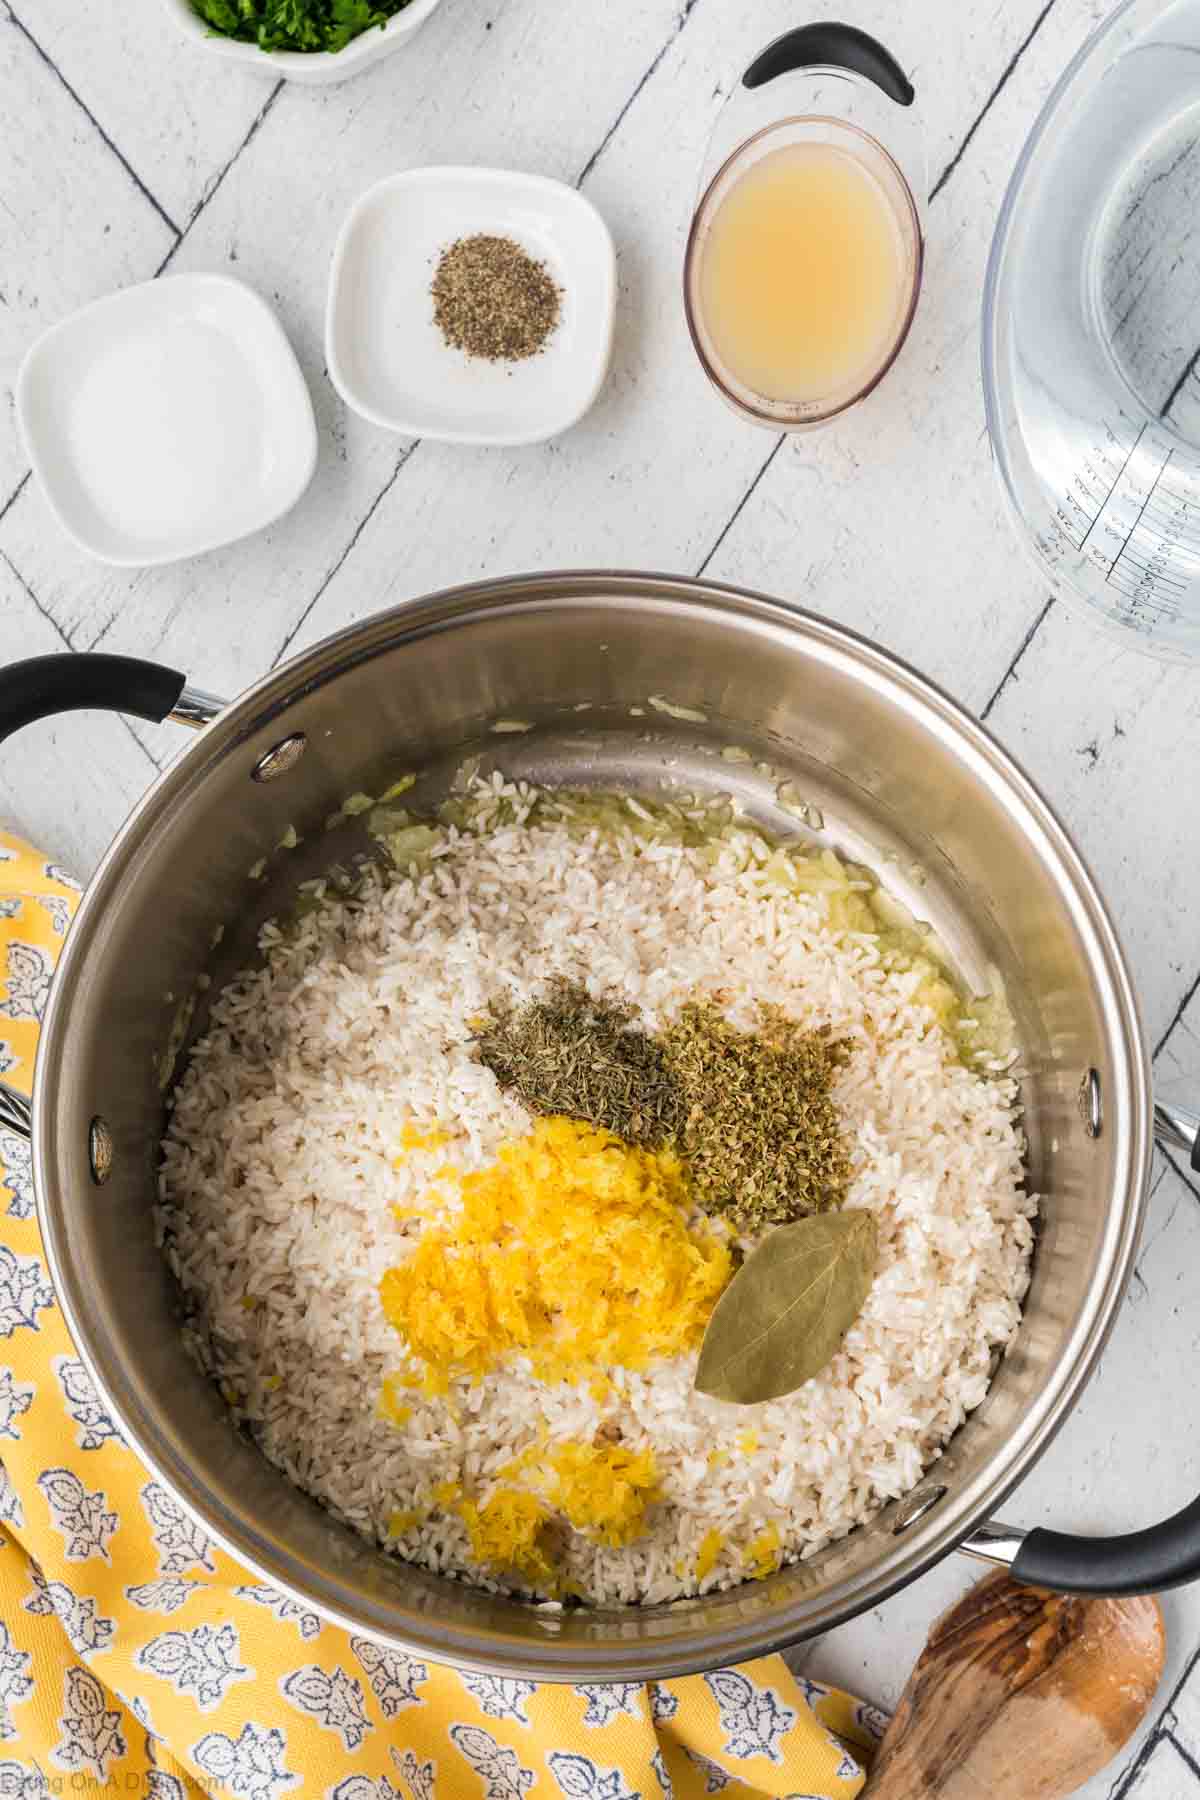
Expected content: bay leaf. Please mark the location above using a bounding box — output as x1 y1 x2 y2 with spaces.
694 1210 878 1405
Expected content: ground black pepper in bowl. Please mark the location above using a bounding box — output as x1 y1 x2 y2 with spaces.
431 234 562 362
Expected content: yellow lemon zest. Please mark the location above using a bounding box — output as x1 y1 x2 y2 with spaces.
263 1374 282 1392
738 1431 759 1456
433 1480 461 1509
460 1489 556 1588
707 1449 729 1471
378 1374 414 1426
540 1441 660 1548
696 1529 725 1583
378 1117 732 1390
386 1509 421 1538
454 1438 661 1588
395 1120 451 1156
744 1523 782 1580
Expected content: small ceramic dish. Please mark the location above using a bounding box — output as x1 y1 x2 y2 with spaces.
160 0 444 85
16 273 318 568
326 166 617 445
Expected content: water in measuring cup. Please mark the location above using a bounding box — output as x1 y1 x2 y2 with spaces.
986 4 1200 660
1068 109 1200 636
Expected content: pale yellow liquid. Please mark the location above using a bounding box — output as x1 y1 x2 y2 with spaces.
698 141 909 406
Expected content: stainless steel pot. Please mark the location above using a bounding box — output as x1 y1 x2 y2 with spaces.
2 571 1199 1681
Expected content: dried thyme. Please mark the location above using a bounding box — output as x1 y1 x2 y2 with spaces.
473 981 851 1232
431 235 562 362
473 980 682 1148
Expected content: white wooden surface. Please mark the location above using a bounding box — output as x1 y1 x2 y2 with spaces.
3 1 1200 1791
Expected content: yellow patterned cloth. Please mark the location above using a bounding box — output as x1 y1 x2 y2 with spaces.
0 829 882 1800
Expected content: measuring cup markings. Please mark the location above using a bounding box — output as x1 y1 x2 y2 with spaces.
982 0 1200 656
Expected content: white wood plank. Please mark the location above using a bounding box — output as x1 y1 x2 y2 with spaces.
3 0 1062 711
0 0 706 704
0 9 177 504
983 600 1200 1054
1162 1651 1200 1779
271 0 1073 667
0 562 157 876
5 0 1200 1743
1119 1737 1198 1798
704 0 1114 717
807 1153 1200 1795
6 0 271 229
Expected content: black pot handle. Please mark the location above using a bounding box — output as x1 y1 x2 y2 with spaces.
0 654 187 749
743 23 915 107
1012 1503 1200 1596
976 1097 1200 1596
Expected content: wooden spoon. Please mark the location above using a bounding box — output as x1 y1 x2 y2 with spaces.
864 1570 1166 1799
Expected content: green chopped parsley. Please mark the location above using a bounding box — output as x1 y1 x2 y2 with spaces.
189 0 413 54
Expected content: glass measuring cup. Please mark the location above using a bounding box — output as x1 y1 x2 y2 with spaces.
984 0 1200 661
683 24 925 429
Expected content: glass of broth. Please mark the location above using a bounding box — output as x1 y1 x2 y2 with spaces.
684 26 924 429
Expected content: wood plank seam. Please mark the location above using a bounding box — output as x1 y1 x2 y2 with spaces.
1 549 161 772
0 61 283 536
979 596 1058 721
695 0 1069 595
3 1 182 239
155 80 286 278
266 0 715 671
575 0 705 189
1111 1686 1197 1796
1157 1146 1200 1211
270 440 422 668
1153 966 1200 1061
269 0 1073 672
1168 1726 1200 1784
695 437 785 577
0 473 29 534
928 0 1064 204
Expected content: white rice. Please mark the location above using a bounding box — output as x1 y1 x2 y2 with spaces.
158 788 1036 1606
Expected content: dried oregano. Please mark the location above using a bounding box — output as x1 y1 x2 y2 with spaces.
473 982 850 1232
663 1001 851 1231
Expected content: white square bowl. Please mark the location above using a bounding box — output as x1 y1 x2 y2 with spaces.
16 273 318 568
160 0 444 85
326 167 617 445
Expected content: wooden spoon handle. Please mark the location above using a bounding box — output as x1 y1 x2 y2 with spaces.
864 1571 1165 1800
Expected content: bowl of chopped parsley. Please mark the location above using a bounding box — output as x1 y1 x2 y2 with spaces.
163 0 445 84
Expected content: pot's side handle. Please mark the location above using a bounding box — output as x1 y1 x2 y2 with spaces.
1154 1097 1200 1173
0 656 226 1146
962 1099 1200 1594
0 653 225 748
1008 1505 1200 1596
742 23 915 106
0 1084 31 1141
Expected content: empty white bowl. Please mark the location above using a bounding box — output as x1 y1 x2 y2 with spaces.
326 166 617 445
160 0 444 85
16 273 318 568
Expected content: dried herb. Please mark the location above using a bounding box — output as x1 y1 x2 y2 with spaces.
694 1211 878 1405
473 980 683 1148
660 1002 851 1233
431 235 562 362
475 983 850 1234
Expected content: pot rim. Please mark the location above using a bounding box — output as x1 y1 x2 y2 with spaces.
32 570 1152 1677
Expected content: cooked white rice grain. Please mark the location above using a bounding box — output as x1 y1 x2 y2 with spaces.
158 800 1035 1605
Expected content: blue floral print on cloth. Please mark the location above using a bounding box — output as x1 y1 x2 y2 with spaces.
0 828 883 1797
